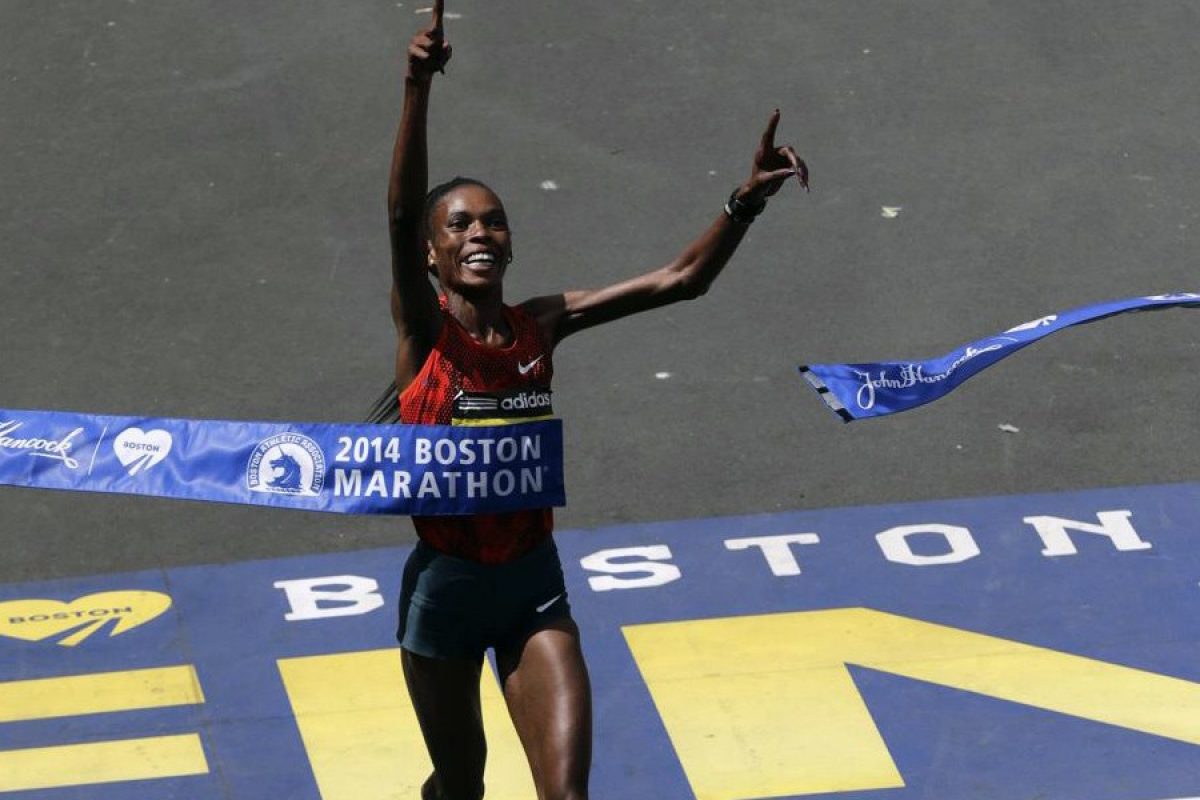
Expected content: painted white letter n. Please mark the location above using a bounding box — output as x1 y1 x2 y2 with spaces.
1023 509 1152 557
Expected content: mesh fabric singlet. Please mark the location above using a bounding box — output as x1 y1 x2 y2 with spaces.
399 298 555 563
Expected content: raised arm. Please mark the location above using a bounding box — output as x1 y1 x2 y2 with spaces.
388 0 451 383
524 110 808 346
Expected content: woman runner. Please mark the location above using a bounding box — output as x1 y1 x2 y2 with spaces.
383 3 808 798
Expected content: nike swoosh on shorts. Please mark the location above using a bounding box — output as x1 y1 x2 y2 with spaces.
535 593 563 613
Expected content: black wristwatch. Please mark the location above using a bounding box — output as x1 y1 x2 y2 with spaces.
723 188 767 224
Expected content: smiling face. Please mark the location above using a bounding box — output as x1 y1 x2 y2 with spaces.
425 184 512 295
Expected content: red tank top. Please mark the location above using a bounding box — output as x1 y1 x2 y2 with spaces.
399 299 555 563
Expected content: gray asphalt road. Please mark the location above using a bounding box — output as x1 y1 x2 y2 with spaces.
2 0 1197 582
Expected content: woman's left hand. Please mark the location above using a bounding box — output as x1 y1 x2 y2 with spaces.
741 109 809 203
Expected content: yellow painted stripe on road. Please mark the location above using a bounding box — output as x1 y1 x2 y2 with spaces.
0 665 204 723
278 648 536 800
625 613 903 799
625 608 1200 799
0 734 208 793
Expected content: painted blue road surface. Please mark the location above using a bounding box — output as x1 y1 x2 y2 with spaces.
2 482 1199 799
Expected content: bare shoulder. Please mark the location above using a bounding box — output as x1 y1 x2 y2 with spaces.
518 293 570 346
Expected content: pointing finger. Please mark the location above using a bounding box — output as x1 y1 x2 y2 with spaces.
432 0 445 34
760 109 781 154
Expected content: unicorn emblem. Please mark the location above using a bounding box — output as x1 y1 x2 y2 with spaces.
266 450 305 492
247 433 325 497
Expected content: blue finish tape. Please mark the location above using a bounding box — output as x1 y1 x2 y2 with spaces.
0 408 564 515
800 292 1200 421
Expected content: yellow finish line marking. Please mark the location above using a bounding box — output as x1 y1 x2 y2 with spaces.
0 735 208 794
279 648 536 800
624 607 1200 800
0 665 204 723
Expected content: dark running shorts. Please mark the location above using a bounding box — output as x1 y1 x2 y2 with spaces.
397 536 572 660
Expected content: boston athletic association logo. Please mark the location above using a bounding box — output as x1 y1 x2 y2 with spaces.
247 433 325 497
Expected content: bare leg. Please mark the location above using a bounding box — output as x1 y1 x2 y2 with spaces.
496 619 592 800
402 648 487 800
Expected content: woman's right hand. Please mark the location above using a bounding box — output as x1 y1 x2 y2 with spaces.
407 0 452 81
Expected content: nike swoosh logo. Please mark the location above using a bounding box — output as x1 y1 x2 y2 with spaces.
518 356 544 375
535 593 563 613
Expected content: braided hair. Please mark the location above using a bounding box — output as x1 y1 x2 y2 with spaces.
366 380 401 424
